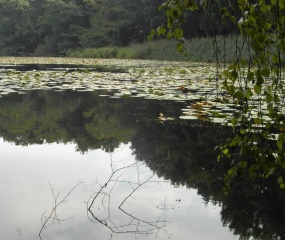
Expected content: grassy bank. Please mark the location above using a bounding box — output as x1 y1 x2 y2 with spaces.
68 35 250 62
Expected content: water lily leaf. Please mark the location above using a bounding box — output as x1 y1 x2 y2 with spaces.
179 115 198 120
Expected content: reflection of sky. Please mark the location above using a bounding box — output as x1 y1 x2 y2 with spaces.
0 138 238 240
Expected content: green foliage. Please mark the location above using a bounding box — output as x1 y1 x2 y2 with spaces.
36 0 86 55
218 0 285 191
0 0 166 56
0 0 38 55
157 0 285 191
0 0 241 56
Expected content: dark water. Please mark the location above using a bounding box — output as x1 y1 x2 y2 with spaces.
0 90 284 240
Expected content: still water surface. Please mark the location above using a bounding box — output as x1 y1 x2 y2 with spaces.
0 89 283 240
0 140 235 240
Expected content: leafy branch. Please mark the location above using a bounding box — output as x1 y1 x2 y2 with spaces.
154 0 285 191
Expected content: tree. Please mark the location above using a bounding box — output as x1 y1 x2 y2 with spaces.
80 0 145 47
0 0 38 55
152 0 285 191
36 0 86 55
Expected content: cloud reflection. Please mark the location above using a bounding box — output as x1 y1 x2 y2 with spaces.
0 138 237 240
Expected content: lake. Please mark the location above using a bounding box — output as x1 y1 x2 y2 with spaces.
0 58 285 240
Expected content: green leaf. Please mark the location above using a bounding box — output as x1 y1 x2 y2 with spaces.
244 89 252 99
256 76 264 85
262 68 270 77
277 176 284 184
277 134 284 151
227 85 235 95
261 4 270 13
230 70 238 80
239 161 247 169
189 2 198 11
254 118 261 124
220 7 230 17
157 26 166 36
147 35 153 41
173 28 183 38
166 31 173 39
231 117 237 127
176 43 183 52
254 84 261 94
240 128 246 134
249 165 259 177
223 148 229 155
274 93 280 102
148 30 155 41
265 91 273 103
264 20 272 29
234 91 243 100
228 168 235 176
247 71 254 81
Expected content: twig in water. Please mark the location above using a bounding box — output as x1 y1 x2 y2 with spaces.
87 145 169 239
39 182 83 240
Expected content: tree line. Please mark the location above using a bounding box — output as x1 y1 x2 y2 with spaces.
0 0 238 56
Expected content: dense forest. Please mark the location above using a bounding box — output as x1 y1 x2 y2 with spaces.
0 0 239 56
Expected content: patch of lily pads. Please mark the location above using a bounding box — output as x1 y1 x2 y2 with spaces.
0 57 284 128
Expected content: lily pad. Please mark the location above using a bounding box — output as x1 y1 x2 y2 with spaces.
179 115 199 120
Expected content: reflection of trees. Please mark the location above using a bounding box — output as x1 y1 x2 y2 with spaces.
0 90 183 152
0 90 139 151
220 179 285 240
131 120 285 240
1 90 285 239
131 120 232 198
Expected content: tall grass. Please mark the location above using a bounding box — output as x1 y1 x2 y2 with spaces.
68 35 250 62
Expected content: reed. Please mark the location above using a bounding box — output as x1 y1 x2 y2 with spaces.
68 35 250 62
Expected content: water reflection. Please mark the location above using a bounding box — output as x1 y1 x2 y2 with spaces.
0 90 284 239
0 140 234 240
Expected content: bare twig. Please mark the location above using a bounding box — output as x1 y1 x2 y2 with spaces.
87 145 169 239
39 182 83 240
